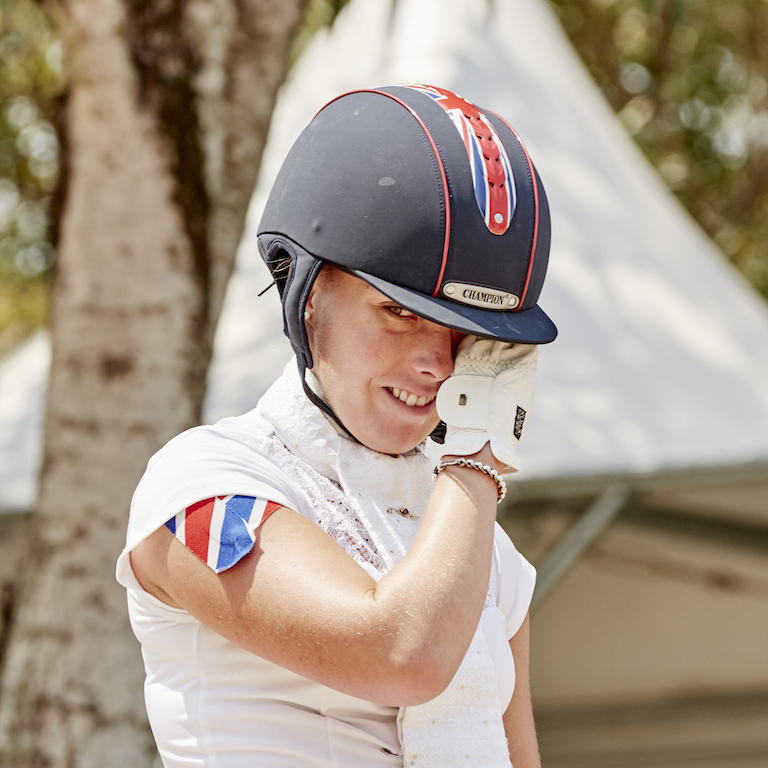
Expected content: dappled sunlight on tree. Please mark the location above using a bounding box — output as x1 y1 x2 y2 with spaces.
0 0 308 762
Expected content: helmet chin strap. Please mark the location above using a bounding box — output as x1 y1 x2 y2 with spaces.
278 240 361 444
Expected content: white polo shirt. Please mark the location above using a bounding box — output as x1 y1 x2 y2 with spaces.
117 418 536 767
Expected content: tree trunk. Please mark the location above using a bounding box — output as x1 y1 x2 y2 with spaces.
0 0 305 764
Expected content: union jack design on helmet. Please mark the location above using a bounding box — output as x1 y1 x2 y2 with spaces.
406 84 515 236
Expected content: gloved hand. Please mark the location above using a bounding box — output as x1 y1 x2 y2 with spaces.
435 335 539 471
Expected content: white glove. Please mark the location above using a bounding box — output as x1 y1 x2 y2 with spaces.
436 335 539 471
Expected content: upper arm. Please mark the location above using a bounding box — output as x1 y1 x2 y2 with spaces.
502 615 541 768
130 506 417 703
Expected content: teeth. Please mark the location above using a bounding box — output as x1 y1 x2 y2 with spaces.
389 388 434 407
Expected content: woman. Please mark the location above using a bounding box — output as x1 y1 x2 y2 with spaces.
117 85 557 767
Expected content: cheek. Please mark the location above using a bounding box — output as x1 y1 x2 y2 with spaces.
325 311 384 367
336 340 387 397
313 315 378 397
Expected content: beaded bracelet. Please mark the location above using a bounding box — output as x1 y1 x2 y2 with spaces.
433 457 507 503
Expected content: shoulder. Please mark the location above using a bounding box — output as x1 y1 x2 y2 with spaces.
127 411 302 553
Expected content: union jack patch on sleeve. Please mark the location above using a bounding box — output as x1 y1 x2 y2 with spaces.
165 495 281 573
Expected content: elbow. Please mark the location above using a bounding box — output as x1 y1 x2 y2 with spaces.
332 634 459 706
348 601 474 705
382 643 459 706
399 670 453 707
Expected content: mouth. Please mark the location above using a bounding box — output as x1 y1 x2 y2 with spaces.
386 387 436 408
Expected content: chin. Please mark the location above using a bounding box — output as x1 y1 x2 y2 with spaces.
355 422 436 456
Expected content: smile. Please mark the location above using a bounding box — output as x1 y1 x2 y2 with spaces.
387 387 436 407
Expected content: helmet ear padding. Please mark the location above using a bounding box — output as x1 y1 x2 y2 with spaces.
261 234 357 439
260 235 323 371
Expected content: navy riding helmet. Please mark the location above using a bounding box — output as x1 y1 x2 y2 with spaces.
257 84 557 434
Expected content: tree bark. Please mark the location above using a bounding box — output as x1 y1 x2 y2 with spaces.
0 0 305 764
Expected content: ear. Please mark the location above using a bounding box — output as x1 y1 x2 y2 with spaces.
305 268 334 326
305 282 319 318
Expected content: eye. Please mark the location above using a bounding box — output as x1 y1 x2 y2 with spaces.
387 305 415 317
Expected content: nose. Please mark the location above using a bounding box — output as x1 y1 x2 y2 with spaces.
412 320 460 381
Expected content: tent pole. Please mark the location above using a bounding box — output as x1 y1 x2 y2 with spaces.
531 483 630 609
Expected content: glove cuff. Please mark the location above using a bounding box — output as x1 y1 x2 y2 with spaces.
488 435 522 474
438 426 489 463
439 428 522 474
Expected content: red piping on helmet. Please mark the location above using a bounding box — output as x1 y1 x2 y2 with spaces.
317 89 452 297
488 112 539 312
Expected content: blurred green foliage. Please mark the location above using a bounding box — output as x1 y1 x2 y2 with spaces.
550 0 768 301
0 0 63 354
291 0 352 63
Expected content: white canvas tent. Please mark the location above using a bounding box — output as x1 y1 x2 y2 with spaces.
1 0 767 763
3 0 768 512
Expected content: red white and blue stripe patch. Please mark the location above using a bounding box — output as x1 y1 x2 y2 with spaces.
165 495 281 573
406 85 516 236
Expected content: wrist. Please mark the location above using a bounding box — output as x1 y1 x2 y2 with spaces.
433 453 507 502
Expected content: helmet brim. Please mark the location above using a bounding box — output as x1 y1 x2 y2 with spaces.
352 269 558 344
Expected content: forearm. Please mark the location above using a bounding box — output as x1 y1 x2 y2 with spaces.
368 444 502 691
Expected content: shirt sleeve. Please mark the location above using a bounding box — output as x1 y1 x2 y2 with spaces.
165 495 282 574
493 523 537 640
116 423 303 591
